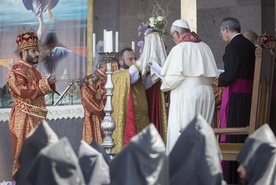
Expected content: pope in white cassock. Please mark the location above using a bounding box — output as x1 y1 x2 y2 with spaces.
152 19 219 154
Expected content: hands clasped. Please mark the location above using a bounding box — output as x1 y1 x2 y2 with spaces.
91 75 101 84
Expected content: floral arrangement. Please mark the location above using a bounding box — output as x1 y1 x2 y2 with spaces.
257 33 276 54
137 16 168 53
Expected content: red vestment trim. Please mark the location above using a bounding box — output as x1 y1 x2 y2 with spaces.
181 32 201 43
146 82 162 136
123 86 137 146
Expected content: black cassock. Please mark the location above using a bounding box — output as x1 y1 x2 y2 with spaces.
218 34 256 184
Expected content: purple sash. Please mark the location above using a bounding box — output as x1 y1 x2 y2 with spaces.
219 79 253 142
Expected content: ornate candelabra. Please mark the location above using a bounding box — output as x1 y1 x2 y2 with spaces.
99 52 117 154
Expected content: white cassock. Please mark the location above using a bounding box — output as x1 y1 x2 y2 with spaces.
160 41 219 154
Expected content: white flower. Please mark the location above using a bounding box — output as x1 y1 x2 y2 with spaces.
149 17 155 23
149 22 155 28
157 16 164 21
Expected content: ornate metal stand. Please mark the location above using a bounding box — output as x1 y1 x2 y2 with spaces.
99 52 117 154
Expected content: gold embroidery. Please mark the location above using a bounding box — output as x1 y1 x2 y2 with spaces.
132 79 149 132
111 70 130 153
81 83 104 144
15 99 48 119
39 77 54 94
111 70 149 153
7 60 51 176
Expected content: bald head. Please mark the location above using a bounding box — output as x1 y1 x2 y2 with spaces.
242 30 258 46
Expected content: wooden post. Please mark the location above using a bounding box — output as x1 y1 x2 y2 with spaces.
180 0 197 33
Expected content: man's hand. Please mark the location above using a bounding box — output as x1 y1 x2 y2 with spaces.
47 75 56 85
148 61 164 80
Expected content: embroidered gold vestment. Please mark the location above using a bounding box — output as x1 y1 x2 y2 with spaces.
111 69 149 154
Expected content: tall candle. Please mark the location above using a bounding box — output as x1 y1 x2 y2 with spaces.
106 31 113 52
115 31 119 52
103 29 107 52
131 41 135 52
93 33 96 57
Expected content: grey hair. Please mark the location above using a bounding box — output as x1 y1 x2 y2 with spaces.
220 17 241 33
170 25 191 35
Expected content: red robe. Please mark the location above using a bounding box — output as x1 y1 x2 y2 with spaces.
7 60 55 176
146 80 168 143
81 72 106 144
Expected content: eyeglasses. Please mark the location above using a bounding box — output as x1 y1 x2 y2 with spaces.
170 31 177 40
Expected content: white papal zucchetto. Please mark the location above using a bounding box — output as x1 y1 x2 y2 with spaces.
172 19 190 29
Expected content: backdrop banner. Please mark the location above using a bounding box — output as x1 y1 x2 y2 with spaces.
0 0 88 108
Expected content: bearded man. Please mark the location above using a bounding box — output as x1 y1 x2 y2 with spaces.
7 30 56 176
81 61 107 145
111 47 150 154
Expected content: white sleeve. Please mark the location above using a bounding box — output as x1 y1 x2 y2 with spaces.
149 62 164 80
129 65 140 84
160 75 185 92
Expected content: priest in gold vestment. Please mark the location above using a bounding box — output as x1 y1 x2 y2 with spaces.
112 48 150 154
81 62 107 144
7 30 56 177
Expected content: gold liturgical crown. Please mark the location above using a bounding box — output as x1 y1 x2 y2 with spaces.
16 30 39 51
